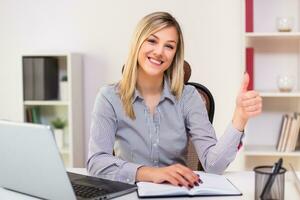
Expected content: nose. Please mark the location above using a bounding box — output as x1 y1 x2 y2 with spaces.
153 44 164 57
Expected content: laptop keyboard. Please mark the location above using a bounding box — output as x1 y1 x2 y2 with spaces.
72 182 108 199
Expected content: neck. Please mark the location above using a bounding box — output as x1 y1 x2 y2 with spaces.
136 69 164 96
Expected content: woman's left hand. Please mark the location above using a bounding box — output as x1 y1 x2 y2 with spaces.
233 73 262 132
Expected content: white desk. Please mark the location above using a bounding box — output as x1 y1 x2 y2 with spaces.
1 169 299 199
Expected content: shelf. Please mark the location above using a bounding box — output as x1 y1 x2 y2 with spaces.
24 100 69 106
243 0 300 171
60 147 69 154
245 32 300 39
22 52 75 57
260 92 300 98
244 145 300 156
21 53 84 168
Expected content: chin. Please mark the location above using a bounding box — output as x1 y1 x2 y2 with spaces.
146 71 164 77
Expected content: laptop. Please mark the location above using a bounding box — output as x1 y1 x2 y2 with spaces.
0 120 137 200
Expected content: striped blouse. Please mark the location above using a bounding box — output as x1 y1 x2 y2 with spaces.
87 78 243 184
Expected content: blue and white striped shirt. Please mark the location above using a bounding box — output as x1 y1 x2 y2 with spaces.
87 78 243 184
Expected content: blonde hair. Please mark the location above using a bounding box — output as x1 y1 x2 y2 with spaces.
119 11 185 119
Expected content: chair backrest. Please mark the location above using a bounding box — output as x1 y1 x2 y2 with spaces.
183 61 215 171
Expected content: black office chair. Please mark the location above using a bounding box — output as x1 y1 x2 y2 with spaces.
183 61 215 171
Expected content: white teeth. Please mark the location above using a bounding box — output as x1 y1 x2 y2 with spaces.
149 57 162 65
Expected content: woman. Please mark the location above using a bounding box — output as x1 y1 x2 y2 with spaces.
87 12 262 189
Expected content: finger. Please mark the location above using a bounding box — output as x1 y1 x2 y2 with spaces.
242 91 260 100
174 164 198 179
174 169 198 186
169 171 190 188
162 174 179 186
247 110 262 117
175 164 199 184
239 72 250 93
242 97 262 107
245 104 262 112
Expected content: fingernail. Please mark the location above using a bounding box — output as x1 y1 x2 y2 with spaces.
198 179 203 184
189 184 193 189
178 184 182 187
194 182 199 186
196 174 200 177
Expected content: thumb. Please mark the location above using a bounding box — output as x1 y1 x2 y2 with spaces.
240 73 250 93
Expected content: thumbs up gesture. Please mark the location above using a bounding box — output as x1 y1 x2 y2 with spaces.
233 73 262 131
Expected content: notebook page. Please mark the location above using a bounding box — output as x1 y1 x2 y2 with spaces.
137 171 241 197
190 171 240 195
137 182 189 196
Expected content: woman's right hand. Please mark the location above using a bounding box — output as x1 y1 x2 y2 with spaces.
136 163 201 188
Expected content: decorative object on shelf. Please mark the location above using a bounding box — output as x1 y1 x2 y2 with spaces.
276 17 294 32
59 75 68 101
277 75 294 92
51 118 67 150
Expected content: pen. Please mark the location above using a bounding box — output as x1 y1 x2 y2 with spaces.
260 158 283 199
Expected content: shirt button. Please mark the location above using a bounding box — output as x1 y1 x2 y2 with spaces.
126 178 130 182
153 143 157 147
154 160 158 163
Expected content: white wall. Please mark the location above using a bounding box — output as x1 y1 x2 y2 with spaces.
0 0 244 170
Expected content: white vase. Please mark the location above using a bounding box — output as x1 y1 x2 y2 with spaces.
54 129 64 150
277 17 294 32
277 75 294 92
60 81 68 101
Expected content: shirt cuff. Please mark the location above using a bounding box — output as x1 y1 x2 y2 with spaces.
226 123 245 150
116 162 143 184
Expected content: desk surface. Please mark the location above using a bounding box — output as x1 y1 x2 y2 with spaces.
1 169 299 199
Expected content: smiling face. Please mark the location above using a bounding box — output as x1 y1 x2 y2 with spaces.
137 26 178 79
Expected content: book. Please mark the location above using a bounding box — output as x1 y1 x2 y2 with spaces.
137 171 242 198
286 113 299 152
290 113 300 151
31 106 41 124
246 48 254 90
245 0 253 32
33 57 59 100
280 114 293 152
23 58 34 100
26 108 33 122
277 114 288 151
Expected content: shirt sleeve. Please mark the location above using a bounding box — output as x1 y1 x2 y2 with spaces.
86 87 142 184
183 86 244 174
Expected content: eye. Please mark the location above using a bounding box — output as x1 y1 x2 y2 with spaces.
147 39 156 44
165 44 174 50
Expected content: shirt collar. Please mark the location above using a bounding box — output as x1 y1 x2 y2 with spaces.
132 88 143 103
160 77 176 104
132 76 176 104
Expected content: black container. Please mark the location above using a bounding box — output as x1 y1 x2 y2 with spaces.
254 165 286 200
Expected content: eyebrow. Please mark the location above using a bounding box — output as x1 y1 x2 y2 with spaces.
150 34 177 44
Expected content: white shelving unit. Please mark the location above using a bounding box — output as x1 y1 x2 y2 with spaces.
260 92 300 98
21 53 84 168
244 145 300 156
24 101 69 106
243 0 300 170
245 32 300 38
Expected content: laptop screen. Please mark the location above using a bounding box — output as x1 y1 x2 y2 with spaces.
0 121 76 199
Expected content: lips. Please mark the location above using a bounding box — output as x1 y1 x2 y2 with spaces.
148 57 164 65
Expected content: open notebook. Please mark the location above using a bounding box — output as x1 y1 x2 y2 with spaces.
137 171 242 198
